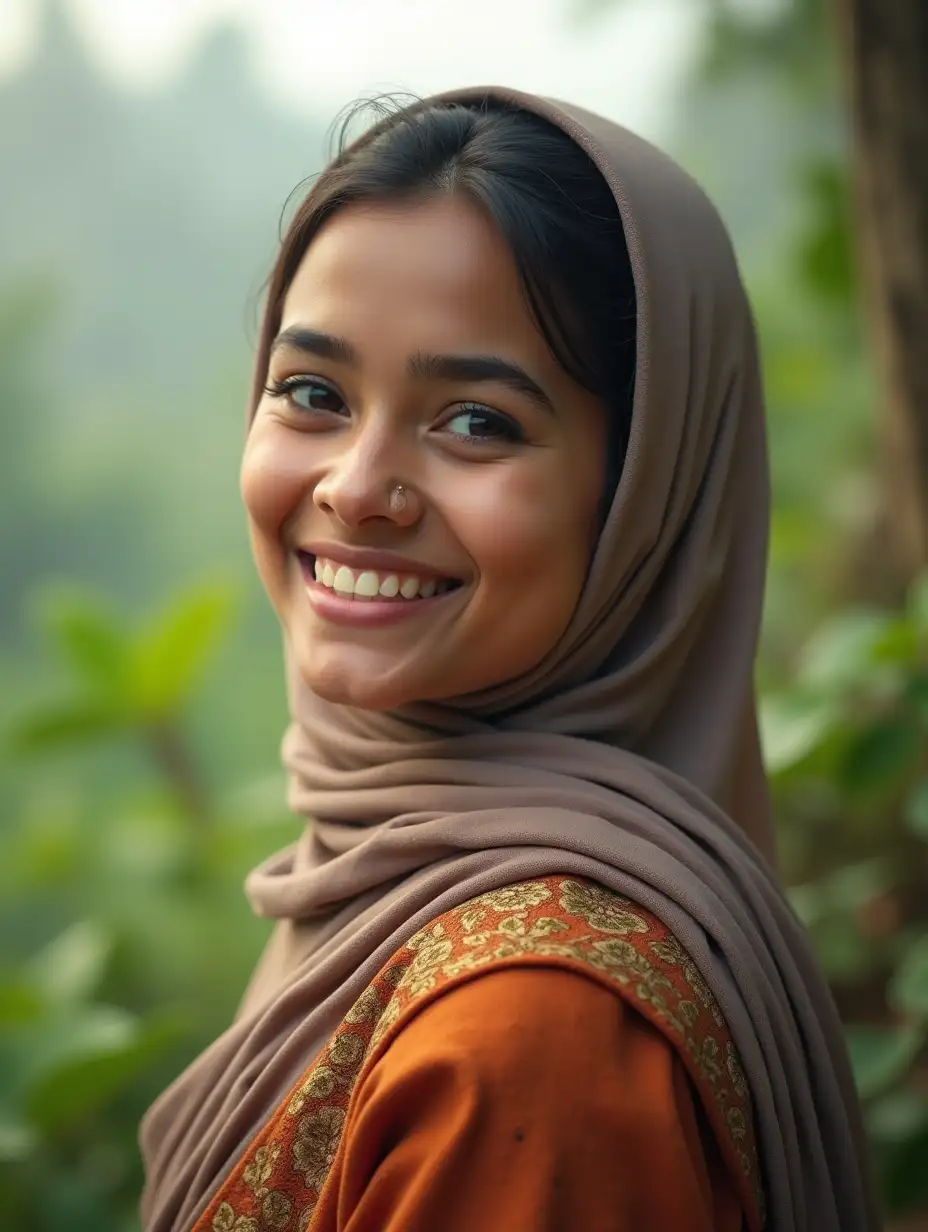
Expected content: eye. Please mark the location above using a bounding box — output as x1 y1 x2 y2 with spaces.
442 404 524 443
265 376 346 416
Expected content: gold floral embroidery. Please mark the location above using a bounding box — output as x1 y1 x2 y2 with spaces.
297 1207 315 1232
242 1142 279 1195
344 984 381 1025
211 1203 258 1232
650 935 725 1026
402 922 454 996
381 961 407 988
726 1105 748 1143
559 879 650 934
328 1032 364 1071
471 883 553 913
260 1190 293 1229
287 1066 336 1114
368 993 402 1052
727 1040 749 1098
193 876 764 1232
291 1106 345 1190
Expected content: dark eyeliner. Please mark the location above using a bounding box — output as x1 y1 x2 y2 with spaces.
263 374 332 397
263 374 346 419
452 402 526 443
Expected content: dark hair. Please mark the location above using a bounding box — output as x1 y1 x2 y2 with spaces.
255 96 637 492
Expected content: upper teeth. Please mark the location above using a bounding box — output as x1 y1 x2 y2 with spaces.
313 557 445 599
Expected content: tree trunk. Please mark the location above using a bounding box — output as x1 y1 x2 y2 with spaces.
831 0 928 581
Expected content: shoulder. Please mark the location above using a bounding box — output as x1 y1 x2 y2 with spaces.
342 960 750 1232
363 876 761 1215
360 960 691 1129
194 878 761 1232
370 959 650 1077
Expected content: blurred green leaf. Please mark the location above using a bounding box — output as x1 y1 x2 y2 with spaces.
903 671 928 723
867 1090 928 1144
27 1011 185 1132
759 692 836 774
0 1113 36 1163
29 922 111 1006
797 608 892 691
903 780 928 841
11 1006 137 1099
9 698 126 753
839 719 921 798
129 582 235 719
845 1024 926 1100
796 159 855 306
876 1117 928 1216
0 977 43 1027
789 857 894 928
34 591 128 692
871 619 920 670
908 572 928 640
889 934 928 1018
812 915 873 983
787 881 827 928
827 857 895 911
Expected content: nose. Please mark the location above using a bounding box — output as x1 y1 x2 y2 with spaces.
312 429 420 529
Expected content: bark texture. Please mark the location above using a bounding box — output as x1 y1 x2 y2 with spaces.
833 0 928 577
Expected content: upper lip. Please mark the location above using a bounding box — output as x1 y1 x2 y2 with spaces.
300 541 463 581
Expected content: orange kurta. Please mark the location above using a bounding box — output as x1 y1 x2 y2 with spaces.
197 878 762 1232
319 966 745 1231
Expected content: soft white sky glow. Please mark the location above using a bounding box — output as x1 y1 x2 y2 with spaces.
0 0 701 136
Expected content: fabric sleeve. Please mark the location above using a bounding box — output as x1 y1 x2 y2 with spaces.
333 965 745 1232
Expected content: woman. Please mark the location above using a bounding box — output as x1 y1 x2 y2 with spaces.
140 87 879 1232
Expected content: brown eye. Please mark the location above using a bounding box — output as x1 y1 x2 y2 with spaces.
288 380 345 414
264 376 347 416
443 404 524 443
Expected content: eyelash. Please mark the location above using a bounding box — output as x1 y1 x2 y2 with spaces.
264 374 343 410
263 375 526 444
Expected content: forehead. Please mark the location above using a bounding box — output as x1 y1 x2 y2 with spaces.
279 195 553 365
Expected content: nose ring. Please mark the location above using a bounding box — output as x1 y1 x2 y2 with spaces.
390 484 407 513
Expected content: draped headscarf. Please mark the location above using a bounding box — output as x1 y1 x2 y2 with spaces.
140 86 879 1232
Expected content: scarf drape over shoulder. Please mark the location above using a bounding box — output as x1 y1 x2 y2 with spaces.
140 86 879 1232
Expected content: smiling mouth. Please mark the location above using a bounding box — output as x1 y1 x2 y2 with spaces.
298 552 463 603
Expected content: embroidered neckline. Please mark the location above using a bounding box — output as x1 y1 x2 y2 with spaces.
198 876 764 1232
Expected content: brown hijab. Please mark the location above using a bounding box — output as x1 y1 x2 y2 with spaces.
140 87 879 1232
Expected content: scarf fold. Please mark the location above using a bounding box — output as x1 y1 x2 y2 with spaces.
140 86 879 1232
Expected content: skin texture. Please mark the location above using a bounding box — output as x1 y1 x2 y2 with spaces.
241 194 608 710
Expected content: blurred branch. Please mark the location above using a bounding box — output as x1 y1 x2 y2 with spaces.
7 580 236 830
144 720 211 827
830 0 928 579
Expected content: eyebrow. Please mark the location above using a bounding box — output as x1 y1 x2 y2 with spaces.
408 351 556 415
270 326 556 415
271 326 358 366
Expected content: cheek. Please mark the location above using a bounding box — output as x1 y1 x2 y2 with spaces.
458 465 597 603
240 425 305 541
240 427 308 603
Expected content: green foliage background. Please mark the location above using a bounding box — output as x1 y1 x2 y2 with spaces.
2 2 927 1226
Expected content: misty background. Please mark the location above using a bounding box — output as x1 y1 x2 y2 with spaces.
3 1 926 1228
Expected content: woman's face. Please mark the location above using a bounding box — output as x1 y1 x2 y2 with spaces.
242 194 608 710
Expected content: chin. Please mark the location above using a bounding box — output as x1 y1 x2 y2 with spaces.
307 676 401 711
297 657 420 712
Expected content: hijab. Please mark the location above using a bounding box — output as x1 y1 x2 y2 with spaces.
140 86 879 1232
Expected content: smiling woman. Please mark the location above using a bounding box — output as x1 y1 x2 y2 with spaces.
239 99 634 712
139 90 878 1232
244 188 618 710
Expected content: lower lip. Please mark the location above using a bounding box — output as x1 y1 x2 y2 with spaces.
303 580 461 627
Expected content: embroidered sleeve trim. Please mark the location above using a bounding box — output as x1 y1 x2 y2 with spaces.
194 877 764 1232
